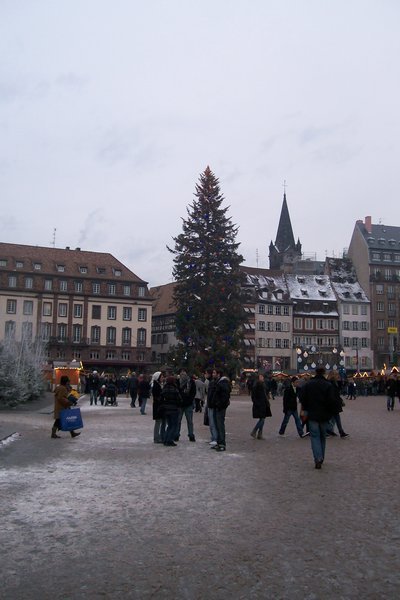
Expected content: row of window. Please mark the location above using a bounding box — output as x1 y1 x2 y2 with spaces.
5 321 147 346
49 350 146 362
293 336 339 347
342 305 368 315
376 301 397 312
343 337 369 348
377 319 398 329
4 275 145 297
372 268 400 279
258 305 290 316
371 253 400 262
257 338 290 348
151 333 169 345
5 300 147 321
293 318 338 330
258 321 290 332
342 321 369 331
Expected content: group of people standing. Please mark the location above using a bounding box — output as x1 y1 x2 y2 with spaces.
149 368 231 451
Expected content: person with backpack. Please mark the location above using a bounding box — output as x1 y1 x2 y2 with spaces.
176 368 196 441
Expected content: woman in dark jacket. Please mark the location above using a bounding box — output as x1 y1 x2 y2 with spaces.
159 376 182 446
250 373 272 440
151 371 165 443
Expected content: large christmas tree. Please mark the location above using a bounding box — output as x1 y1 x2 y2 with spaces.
168 166 245 373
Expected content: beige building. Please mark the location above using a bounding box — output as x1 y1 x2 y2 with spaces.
0 243 152 372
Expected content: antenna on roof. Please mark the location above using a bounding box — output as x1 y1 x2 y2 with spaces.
51 228 56 248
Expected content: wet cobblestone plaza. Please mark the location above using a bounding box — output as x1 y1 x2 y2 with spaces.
1 392 400 599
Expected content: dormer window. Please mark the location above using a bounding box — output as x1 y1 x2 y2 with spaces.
16 261 23 268
389 239 396 246
33 262 42 270
0 259 7 267
79 266 88 274
57 264 65 272
97 267 106 275
378 238 386 244
297 276 305 283
318 289 327 297
113 268 122 277
301 288 308 296
315 277 324 285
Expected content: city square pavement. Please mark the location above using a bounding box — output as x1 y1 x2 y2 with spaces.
1 390 400 600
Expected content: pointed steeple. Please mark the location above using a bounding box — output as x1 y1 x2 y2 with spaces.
269 192 302 271
275 193 296 252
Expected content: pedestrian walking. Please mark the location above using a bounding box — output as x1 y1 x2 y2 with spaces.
137 374 151 415
300 367 341 469
51 376 81 439
278 376 304 438
250 372 272 440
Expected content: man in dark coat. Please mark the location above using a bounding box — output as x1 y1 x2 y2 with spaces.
278 377 305 438
212 370 232 452
300 366 341 469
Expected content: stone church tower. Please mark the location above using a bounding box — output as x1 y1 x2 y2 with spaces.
269 193 302 271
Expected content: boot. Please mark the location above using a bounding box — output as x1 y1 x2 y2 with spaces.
51 427 61 439
70 430 81 438
250 429 257 439
257 430 264 440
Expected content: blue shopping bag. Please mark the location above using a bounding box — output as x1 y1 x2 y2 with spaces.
59 407 83 431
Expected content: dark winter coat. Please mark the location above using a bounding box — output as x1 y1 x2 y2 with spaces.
329 380 343 414
282 384 298 413
386 378 397 398
214 376 232 411
152 380 163 420
138 379 151 399
178 375 196 407
301 374 340 422
159 383 182 415
207 378 219 409
251 380 272 419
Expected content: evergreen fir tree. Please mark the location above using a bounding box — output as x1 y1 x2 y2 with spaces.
168 166 245 373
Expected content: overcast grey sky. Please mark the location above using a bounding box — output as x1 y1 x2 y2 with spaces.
1 1 399 286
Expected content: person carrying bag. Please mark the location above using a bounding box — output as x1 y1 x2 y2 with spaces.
51 376 82 439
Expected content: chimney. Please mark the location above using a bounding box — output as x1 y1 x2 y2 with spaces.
75 247 81 251
65 246 70 250
365 216 372 234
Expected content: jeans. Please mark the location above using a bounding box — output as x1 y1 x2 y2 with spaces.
154 418 166 442
90 389 97 405
387 396 395 411
177 405 194 438
140 397 148 414
214 408 227 447
164 412 179 444
308 420 329 463
208 407 218 442
328 414 346 435
279 410 304 436
254 418 265 432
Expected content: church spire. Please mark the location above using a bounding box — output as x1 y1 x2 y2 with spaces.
275 192 296 252
269 190 302 270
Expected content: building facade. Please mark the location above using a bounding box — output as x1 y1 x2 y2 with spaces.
348 216 400 368
0 243 153 372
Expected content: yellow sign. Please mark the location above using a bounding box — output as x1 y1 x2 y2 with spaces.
388 327 398 334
